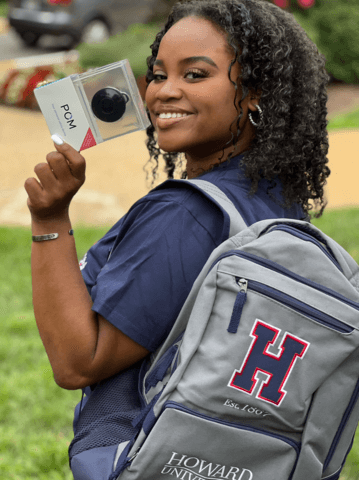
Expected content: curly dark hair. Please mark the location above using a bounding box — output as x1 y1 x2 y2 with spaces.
144 0 330 216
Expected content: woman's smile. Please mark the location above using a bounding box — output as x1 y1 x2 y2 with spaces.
155 112 195 129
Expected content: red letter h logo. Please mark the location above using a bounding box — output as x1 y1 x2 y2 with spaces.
228 320 309 407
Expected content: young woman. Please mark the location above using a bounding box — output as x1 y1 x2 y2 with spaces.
24 0 330 476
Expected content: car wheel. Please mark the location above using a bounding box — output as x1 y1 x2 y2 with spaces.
18 31 42 47
81 20 110 44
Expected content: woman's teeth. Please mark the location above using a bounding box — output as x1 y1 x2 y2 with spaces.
158 113 189 119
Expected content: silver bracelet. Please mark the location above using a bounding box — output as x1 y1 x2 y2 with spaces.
32 230 74 242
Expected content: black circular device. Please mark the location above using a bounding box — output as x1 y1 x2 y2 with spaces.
91 87 129 123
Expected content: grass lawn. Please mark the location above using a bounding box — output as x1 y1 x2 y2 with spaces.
0 226 109 479
328 107 359 132
1 209 359 478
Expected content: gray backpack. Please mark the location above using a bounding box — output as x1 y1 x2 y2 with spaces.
111 180 359 480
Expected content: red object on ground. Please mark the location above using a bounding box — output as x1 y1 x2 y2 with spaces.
47 0 72 5
273 0 289 8
0 51 82 109
19 68 53 108
297 0 315 8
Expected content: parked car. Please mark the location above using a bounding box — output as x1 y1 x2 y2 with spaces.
7 0 168 48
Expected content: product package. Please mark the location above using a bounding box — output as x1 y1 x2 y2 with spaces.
34 59 150 151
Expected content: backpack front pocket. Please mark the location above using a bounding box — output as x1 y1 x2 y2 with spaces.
170 264 359 440
121 402 299 480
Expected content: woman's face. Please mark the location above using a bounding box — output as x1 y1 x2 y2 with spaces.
145 16 257 175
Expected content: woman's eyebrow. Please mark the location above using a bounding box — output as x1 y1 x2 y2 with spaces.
153 56 219 69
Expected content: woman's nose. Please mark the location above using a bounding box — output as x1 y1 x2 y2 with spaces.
155 78 182 101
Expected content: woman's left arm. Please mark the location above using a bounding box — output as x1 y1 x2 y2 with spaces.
24 141 149 390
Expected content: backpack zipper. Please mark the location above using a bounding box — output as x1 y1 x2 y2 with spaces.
229 277 354 334
116 400 302 474
211 250 359 313
164 401 301 455
228 278 248 333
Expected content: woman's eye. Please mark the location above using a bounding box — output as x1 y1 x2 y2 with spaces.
185 69 209 80
153 73 167 81
152 69 210 82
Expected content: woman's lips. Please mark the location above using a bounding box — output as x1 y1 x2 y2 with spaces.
156 114 194 129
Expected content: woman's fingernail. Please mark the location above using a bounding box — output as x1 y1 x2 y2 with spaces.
51 134 64 145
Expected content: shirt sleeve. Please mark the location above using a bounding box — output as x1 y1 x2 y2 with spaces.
88 187 226 352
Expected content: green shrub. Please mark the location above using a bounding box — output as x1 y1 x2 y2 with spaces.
293 2 359 84
312 4 359 84
77 22 162 78
0 0 8 17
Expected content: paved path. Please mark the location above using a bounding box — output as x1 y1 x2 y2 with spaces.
0 105 152 226
0 17 8 35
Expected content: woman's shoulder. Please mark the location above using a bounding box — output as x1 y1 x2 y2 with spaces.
86 178 231 268
128 178 228 228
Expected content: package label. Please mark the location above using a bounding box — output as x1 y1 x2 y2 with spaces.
34 77 97 151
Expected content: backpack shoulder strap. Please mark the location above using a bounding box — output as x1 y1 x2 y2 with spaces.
147 179 248 366
183 179 247 236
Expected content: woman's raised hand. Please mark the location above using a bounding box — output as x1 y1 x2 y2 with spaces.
24 136 86 222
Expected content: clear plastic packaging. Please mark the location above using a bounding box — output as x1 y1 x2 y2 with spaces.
35 59 150 151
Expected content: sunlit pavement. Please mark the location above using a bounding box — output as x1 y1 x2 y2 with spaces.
0 104 153 226
323 129 359 209
0 17 8 35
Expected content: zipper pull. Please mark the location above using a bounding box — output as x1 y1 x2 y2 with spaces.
237 278 248 293
228 278 248 334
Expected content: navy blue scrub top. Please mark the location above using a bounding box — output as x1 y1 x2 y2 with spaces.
81 154 303 352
